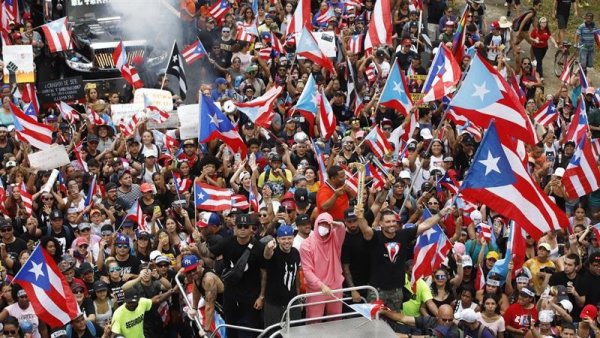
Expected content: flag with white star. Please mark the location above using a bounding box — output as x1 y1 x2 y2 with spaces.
459 120 568 240
12 245 79 327
194 182 233 211
379 59 413 117
532 100 557 127
166 42 188 100
419 43 461 104
449 54 536 145
198 95 248 159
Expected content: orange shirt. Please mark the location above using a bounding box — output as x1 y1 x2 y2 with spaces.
180 0 197 21
316 182 349 221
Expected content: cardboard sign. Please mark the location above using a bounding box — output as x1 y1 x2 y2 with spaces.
111 104 144 124
38 76 85 103
3 45 34 83
28 145 70 170
133 89 173 112
147 111 180 129
177 104 199 140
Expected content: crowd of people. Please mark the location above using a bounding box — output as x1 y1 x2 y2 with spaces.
0 0 598 337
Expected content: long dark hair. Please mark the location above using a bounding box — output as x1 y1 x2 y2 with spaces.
40 236 63 263
481 294 501 315
431 268 454 297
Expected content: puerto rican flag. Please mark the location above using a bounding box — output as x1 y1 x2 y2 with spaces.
364 125 394 160
379 59 412 116
152 129 180 152
182 40 207 64
460 120 568 240
126 200 148 231
194 182 233 211
41 17 72 53
449 54 536 145
1 0 18 33
19 188 32 215
419 43 461 104
312 139 329 183
560 58 574 84
476 222 492 241
231 194 250 210
449 111 483 142
348 34 364 54
343 0 363 10
411 208 453 291
315 7 335 26
293 72 318 119
57 101 80 124
532 100 557 127
236 24 257 42
199 95 248 160
285 0 311 39
172 172 192 193
508 74 526 106
248 182 259 212
12 246 79 328
474 265 486 291
271 32 286 55
235 86 283 128
563 99 588 144
208 0 230 23
593 224 600 247
439 172 459 194
83 175 98 207
365 63 378 83
364 0 391 52
318 90 336 139
112 41 144 89
562 135 600 199
21 84 40 115
258 47 273 60
10 102 53 150
340 165 359 194
296 27 335 75
591 138 600 160
366 164 385 190
73 141 88 171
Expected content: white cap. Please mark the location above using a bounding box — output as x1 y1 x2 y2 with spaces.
459 308 478 323
554 167 565 177
559 299 573 313
462 255 473 267
470 210 482 223
539 310 554 323
149 250 162 262
399 170 411 179
420 128 433 140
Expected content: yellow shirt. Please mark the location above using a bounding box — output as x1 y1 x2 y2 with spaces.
523 258 555 295
111 298 153 338
402 274 433 317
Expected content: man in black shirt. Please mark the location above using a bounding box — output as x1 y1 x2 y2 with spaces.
549 253 587 320
394 39 419 71
341 208 371 302
210 214 266 338
263 225 301 327
114 234 141 282
583 252 600 307
47 210 75 255
363 207 451 311
0 219 27 275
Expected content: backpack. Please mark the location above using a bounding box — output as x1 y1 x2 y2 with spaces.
512 10 532 31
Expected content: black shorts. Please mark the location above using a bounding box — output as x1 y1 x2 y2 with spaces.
556 14 569 29
506 0 521 5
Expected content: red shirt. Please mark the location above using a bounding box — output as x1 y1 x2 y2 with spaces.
503 302 538 331
531 27 551 48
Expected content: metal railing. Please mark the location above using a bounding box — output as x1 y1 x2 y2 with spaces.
175 270 206 336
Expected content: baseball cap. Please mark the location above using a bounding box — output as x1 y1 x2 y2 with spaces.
0 220 11 229
78 262 93 274
459 308 478 323
155 255 170 265
581 304 598 320
470 210 482 222
105 182 117 191
73 236 89 247
282 200 297 210
296 214 310 225
124 288 140 303
486 251 500 261
236 213 254 225
276 225 294 237
462 255 473 267
115 234 129 246
149 250 162 262
78 223 91 231
140 183 153 193
182 255 200 272
90 209 101 216
553 167 565 177
443 156 454 162
197 212 220 228
344 208 358 221
538 243 551 251
87 135 99 143
420 128 433 140
93 280 108 292
399 170 411 179
50 210 63 220
585 87 596 95
294 188 309 207
539 310 554 323
558 299 573 313
59 260 75 273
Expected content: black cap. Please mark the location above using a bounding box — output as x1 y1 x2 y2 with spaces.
462 133 475 145
296 213 310 225
344 208 358 221
270 153 282 162
407 143 417 150
565 141 576 148
294 188 309 207
105 182 117 191
78 262 94 274
100 224 114 233
421 181 433 192
124 288 140 303
87 135 99 143
236 213 254 225
93 280 108 292
0 219 11 229
118 169 131 179
50 210 63 220
375 49 385 57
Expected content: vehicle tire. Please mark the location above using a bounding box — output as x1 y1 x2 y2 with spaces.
554 50 567 77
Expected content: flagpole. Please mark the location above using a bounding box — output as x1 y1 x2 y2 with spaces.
193 181 198 225
161 40 176 90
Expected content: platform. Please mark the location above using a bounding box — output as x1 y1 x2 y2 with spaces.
279 317 398 338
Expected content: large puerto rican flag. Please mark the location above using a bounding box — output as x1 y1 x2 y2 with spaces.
10 102 53 150
194 182 233 211
41 17 72 53
296 27 335 75
364 0 392 52
460 120 568 240
13 245 79 327
562 135 600 199
285 0 311 38
234 86 283 128
419 43 461 103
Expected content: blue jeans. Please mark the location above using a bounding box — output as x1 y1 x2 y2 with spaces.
579 46 595 69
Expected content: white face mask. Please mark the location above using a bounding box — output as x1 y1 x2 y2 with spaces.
318 225 330 237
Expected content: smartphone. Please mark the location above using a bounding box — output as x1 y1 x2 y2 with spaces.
154 206 161 214
278 206 286 213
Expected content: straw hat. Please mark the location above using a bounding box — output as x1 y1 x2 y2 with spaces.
498 16 511 29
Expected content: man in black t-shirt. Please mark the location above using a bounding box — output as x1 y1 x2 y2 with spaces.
549 253 587 320
395 39 419 71
341 208 371 302
114 234 141 281
0 219 27 275
363 207 451 312
554 0 577 44
263 225 301 327
210 213 266 338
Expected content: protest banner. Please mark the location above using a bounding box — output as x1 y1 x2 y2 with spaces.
38 76 85 103
133 89 173 112
3 45 35 83
28 145 70 170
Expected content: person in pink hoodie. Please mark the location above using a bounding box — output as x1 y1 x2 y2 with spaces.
299 211 346 319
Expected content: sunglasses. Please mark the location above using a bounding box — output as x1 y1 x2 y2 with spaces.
116 244 129 249
101 232 113 236
0 228 12 232
259 214 268 217
382 127 393 131
435 274 447 280
157 264 169 268
3 330 16 335
236 224 251 229
109 267 122 272
73 289 84 294
43 197 53 201
427 202 439 205
79 245 89 249
522 63 531 66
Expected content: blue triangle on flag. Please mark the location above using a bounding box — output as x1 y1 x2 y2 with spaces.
461 121 515 189
13 246 51 291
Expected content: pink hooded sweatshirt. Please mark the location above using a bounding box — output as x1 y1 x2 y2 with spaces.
299 213 346 292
